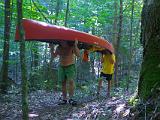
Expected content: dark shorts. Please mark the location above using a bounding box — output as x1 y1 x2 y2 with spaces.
100 72 113 81
58 64 76 81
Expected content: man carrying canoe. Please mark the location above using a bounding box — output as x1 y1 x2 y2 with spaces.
52 40 80 105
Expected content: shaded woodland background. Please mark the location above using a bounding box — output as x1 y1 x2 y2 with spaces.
0 0 160 120
0 0 142 93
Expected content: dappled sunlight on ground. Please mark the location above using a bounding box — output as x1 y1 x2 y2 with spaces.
29 113 39 118
0 89 133 120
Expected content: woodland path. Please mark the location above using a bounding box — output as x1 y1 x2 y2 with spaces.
0 90 132 120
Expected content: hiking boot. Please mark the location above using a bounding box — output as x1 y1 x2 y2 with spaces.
58 99 67 105
69 99 77 106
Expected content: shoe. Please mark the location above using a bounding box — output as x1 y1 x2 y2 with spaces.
58 99 67 105
69 99 77 106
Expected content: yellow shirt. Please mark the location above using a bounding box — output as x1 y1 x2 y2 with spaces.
88 46 104 52
101 54 115 74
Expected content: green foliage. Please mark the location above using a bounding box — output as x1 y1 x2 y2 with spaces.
23 1 48 20
0 0 143 93
28 65 58 91
76 79 97 98
0 1 4 37
44 79 53 90
129 94 139 106
28 70 42 90
119 76 128 88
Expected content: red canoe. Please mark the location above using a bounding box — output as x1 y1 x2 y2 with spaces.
15 19 114 53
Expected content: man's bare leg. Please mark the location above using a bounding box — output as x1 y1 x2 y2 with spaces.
97 79 102 95
107 80 111 97
69 80 74 98
62 79 67 100
58 79 68 105
68 80 77 105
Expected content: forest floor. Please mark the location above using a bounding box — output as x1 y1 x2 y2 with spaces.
0 86 133 120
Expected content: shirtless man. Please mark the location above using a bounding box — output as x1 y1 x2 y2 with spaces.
53 40 80 105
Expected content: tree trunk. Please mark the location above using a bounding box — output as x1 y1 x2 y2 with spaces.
138 0 160 100
32 43 39 68
17 0 29 119
55 0 61 24
127 0 135 91
114 0 123 88
90 53 95 79
64 0 69 27
0 0 11 93
50 0 61 91
112 0 118 87
112 0 118 47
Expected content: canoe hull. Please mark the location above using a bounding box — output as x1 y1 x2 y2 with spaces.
15 19 114 53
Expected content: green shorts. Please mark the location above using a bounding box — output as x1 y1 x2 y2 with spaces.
58 64 76 81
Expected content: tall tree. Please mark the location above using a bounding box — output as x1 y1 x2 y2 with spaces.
31 43 39 68
0 0 11 93
138 0 160 99
64 0 70 27
112 0 118 47
114 0 123 87
55 0 61 24
127 0 135 91
17 0 28 119
112 0 118 87
50 0 61 91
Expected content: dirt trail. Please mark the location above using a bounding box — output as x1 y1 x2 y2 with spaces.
0 90 131 120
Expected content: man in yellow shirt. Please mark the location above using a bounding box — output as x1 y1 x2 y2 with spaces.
97 50 115 97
